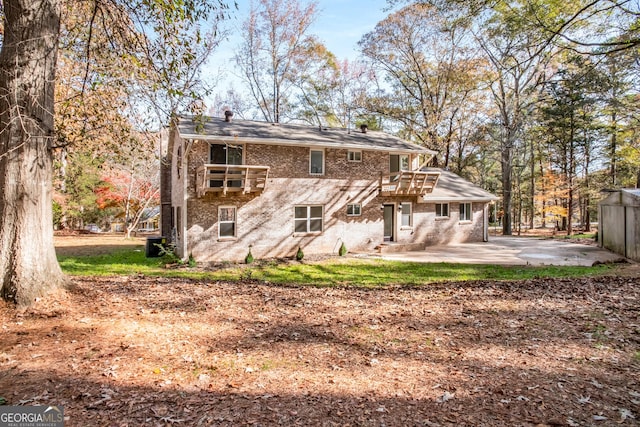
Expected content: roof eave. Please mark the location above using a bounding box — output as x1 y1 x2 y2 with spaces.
424 196 498 202
178 133 435 154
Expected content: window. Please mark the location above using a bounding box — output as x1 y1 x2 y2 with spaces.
401 202 412 227
459 203 472 222
347 150 362 162
219 206 237 238
310 149 324 174
209 144 243 188
435 203 449 218
295 206 323 233
390 154 410 173
347 203 362 216
210 143 243 165
176 146 182 177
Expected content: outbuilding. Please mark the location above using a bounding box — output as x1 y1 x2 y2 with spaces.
598 189 640 261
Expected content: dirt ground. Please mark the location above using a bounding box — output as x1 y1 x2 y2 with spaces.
53 233 148 257
0 236 638 426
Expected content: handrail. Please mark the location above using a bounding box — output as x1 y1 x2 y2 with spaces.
196 164 270 197
379 170 440 196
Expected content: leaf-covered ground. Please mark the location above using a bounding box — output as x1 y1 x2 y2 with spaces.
1 269 639 426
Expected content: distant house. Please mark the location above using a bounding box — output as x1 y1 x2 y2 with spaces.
168 115 497 262
137 207 160 231
598 189 640 261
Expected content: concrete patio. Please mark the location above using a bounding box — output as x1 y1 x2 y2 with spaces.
375 236 628 266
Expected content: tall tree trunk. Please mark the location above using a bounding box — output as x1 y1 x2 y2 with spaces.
529 137 535 230
610 111 617 186
501 130 514 236
0 0 65 306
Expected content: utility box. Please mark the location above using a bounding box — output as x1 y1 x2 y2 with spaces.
145 236 167 258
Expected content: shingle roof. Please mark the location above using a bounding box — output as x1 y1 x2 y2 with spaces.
422 168 498 202
177 115 435 155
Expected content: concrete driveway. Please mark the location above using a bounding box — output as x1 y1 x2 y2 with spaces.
378 236 627 266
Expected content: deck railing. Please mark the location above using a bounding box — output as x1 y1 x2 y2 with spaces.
379 170 440 196
196 164 270 197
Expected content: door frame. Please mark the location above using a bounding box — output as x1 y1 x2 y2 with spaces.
383 203 395 242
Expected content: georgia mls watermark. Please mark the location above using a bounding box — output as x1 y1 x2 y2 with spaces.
0 406 64 427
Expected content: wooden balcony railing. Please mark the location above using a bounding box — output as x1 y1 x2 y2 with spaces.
196 164 270 197
379 170 440 196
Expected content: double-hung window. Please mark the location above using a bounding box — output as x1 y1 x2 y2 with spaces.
295 206 323 233
435 203 449 218
347 150 362 162
310 149 324 175
219 206 237 238
459 202 472 222
347 203 362 216
401 202 412 227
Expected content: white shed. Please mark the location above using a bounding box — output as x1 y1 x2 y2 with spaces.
598 189 640 261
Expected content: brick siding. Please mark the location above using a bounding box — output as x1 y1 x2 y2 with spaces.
177 140 487 262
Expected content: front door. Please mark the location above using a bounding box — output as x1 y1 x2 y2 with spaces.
383 204 394 242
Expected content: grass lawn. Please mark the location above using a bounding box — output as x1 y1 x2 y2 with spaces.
57 245 615 287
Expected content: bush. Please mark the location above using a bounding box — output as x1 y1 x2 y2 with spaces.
245 249 254 264
339 242 347 256
188 253 197 268
296 246 304 261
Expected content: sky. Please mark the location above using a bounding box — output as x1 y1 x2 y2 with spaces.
205 0 393 93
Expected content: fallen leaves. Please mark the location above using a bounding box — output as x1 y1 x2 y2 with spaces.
0 272 638 425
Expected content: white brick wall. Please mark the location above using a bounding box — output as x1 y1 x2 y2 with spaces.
179 140 487 262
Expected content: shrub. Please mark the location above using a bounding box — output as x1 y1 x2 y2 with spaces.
245 248 254 264
296 246 304 261
158 244 181 265
339 242 347 256
188 253 197 268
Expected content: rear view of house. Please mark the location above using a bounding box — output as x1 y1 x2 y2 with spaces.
168 115 497 262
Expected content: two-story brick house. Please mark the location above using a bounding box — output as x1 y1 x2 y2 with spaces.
169 114 497 262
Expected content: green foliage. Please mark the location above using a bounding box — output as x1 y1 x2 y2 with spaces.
157 243 182 265
52 201 63 229
245 248 254 264
296 246 304 261
339 242 347 256
188 253 197 268
55 150 110 229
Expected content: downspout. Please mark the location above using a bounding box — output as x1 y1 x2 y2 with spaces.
179 139 191 260
624 205 628 258
484 204 489 242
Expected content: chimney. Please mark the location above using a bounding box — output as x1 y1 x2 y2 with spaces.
224 110 234 122
360 124 368 133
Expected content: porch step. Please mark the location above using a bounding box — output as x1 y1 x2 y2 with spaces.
376 242 426 254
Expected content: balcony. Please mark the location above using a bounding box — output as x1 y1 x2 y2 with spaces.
379 170 440 196
196 164 270 197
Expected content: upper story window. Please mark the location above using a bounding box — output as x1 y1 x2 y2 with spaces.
176 146 182 178
390 154 410 173
435 203 449 218
210 143 243 165
459 202 472 222
310 149 324 175
347 150 362 162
